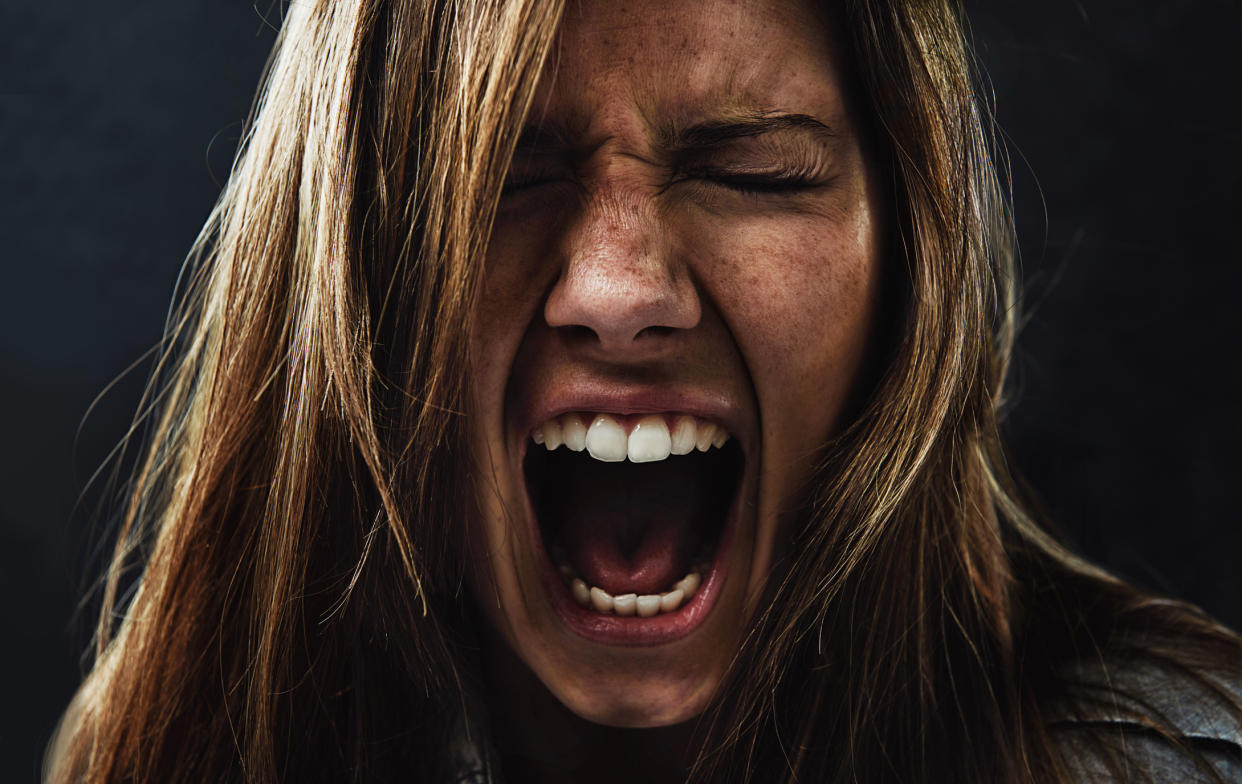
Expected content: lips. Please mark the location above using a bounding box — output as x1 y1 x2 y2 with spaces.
518 405 747 644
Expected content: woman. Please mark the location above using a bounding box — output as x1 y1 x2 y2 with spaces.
46 0 1242 782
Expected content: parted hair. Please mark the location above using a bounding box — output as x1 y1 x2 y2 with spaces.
47 1 1241 782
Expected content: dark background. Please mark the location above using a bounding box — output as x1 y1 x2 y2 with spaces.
2 1 1239 780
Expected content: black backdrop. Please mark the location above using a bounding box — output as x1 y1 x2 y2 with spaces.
2 1 1239 780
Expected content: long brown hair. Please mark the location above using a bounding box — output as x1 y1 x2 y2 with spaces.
47 1 1240 782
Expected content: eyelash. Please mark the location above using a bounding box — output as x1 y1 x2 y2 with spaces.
502 173 562 195
502 166 822 198
703 170 819 195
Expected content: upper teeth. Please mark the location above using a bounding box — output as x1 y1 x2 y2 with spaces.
531 413 729 463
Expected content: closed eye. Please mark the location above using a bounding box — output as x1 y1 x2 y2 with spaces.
502 172 567 195
706 172 819 195
502 150 575 195
676 162 826 199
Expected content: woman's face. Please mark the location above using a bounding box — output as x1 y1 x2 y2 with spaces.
468 0 882 727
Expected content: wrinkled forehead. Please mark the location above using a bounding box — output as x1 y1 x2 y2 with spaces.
533 0 848 144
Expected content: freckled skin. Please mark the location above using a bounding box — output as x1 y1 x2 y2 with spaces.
468 0 882 775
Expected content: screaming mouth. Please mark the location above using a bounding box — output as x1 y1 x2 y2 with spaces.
524 412 744 628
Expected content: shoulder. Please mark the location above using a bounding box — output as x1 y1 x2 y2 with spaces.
1051 660 1242 783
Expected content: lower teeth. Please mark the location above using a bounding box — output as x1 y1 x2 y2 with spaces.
560 563 704 616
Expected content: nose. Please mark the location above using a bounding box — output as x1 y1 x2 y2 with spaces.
544 184 700 353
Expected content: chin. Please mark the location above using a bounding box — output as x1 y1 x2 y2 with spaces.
552 664 722 728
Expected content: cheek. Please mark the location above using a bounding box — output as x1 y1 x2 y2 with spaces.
695 206 881 435
474 243 537 353
470 219 563 399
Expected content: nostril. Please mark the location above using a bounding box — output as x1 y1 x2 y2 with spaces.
557 324 599 345
552 323 680 348
635 325 676 341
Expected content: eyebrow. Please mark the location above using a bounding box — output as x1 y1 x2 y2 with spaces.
513 112 838 157
667 113 838 150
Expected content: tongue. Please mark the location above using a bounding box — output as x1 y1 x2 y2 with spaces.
556 460 704 596
563 506 694 596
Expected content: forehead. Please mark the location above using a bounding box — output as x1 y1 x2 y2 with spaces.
538 0 847 140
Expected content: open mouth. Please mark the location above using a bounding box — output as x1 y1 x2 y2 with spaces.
523 412 745 640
